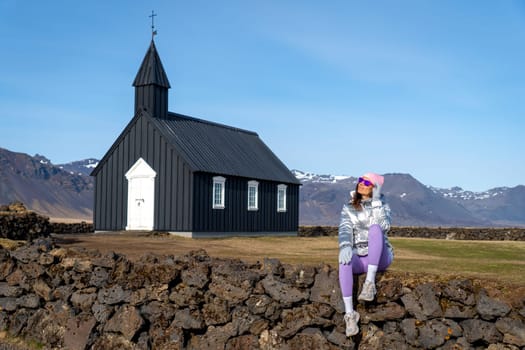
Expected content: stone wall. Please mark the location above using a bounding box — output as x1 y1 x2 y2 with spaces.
0 202 93 239
299 226 525 241
50 222 94 234
0 238 523 349
0 202 51 240
389 227 525 241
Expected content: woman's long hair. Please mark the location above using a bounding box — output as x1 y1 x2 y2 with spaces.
351 184 363 210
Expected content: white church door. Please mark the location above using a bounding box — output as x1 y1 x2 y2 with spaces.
125 158 156 230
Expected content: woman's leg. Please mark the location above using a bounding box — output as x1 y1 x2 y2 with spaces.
338 263 354 298
367 225 384 263
366 224 393 277
358 224 393 301
339 255 367 312
339 263 354 315
339 256 367 336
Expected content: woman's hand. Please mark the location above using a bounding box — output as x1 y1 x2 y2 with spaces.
339 245 353 264
373 184 382 200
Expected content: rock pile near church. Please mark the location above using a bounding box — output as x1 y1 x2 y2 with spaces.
0 238 523 349
0 202 93 239
0 202 51 240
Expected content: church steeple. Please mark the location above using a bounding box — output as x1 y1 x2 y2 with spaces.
133 40 171 118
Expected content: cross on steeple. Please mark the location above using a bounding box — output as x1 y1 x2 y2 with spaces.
149 10 157 40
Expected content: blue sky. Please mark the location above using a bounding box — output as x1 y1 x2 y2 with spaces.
1 1 524 192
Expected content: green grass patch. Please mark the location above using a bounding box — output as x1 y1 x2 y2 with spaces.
389 237 525 285
171 235 525 285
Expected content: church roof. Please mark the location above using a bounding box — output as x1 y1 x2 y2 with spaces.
92 110 300 185
132 40 171 88
151 112 301 184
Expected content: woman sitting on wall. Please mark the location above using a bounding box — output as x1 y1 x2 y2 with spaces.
338 172 394 337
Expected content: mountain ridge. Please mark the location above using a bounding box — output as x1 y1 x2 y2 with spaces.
292 170 525 227
1 147 523 227
0 147 93 221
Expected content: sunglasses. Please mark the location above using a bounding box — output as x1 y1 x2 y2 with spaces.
358 177 374 187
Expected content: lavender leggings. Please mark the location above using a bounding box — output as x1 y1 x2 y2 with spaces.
339 224 393 297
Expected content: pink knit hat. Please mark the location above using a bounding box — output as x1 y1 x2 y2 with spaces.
362 172 384 187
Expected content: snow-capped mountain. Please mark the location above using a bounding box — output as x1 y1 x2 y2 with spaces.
58 159 99 176
292 170 352 184
429 186 508 201
294 170 525 227
428 185 525 227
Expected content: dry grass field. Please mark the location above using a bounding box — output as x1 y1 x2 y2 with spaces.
50 233 525 287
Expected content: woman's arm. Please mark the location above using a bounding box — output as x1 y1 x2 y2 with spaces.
338 204 355 264
370 200 391 233
338 204 354 247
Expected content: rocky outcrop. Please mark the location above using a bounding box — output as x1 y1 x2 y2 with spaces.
0 202 51 240
299 226 525 241
0 202 93 239
0 239 523 349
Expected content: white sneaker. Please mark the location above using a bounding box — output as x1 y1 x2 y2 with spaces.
358 280 377 301
344 311 360 337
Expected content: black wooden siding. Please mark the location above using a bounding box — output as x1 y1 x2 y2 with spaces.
134 85 168 119
192 172 299 232
93 113 193 231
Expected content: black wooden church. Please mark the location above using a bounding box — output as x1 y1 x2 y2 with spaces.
90 40 300 237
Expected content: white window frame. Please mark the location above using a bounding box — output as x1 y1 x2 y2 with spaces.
277 184 287 212
212 176 226 209
247 180 259 211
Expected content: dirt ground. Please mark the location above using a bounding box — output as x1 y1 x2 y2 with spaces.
50 231 337 264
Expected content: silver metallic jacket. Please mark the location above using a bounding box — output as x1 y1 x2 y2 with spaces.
338 191 394 257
